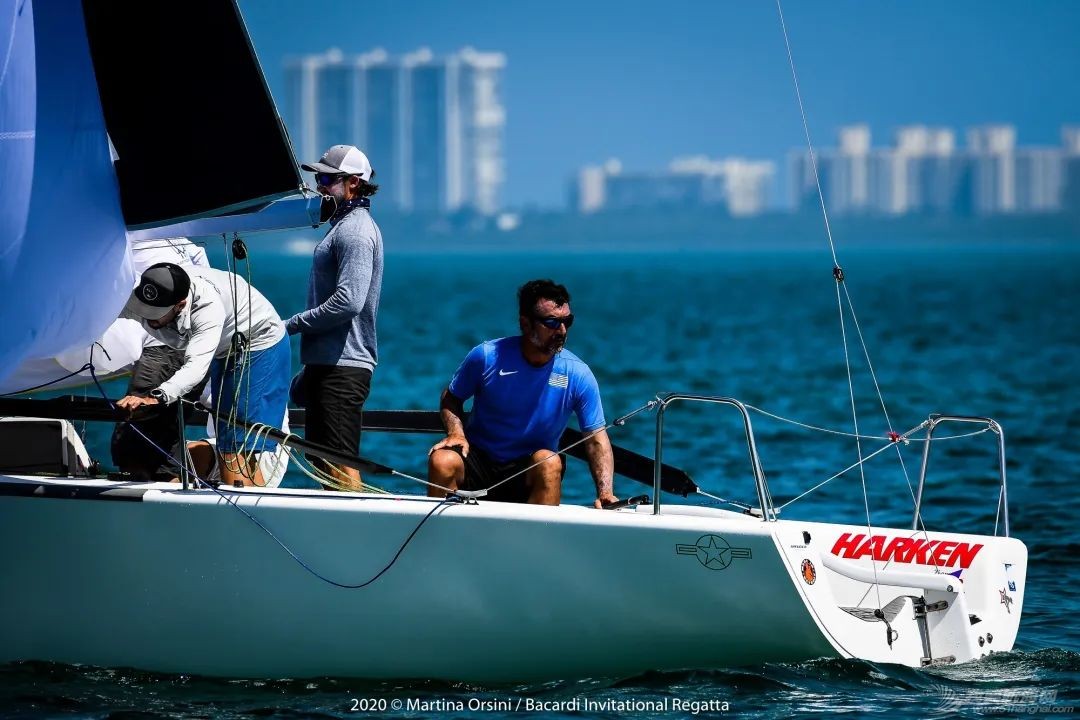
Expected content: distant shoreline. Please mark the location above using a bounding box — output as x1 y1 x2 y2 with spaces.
207 210 1080 256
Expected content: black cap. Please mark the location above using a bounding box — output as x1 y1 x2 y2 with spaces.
125 263 191 320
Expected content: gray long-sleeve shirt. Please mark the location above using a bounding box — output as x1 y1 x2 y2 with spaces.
284 206 383 370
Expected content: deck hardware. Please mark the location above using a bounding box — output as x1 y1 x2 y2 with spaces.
653 395 774 520
913 415 1010 537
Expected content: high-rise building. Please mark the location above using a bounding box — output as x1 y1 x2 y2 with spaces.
355 50 401 208
1015 148 1064 213
570 156 773 215
967 125 1017 214
790 123 1075 217
283 47 505 215
283 52 326 166
1060 126 1080 215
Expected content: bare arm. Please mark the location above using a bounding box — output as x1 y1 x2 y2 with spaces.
428 387 471 456
584 428 617 508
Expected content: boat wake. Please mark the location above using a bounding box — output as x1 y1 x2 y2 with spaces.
3 649 1076 719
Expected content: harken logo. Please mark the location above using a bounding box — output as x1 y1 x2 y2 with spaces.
676 535 752 570
141 283 159 302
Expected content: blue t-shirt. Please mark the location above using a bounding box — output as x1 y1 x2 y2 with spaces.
448 336 606 463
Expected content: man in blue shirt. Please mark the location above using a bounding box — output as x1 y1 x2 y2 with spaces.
428 279 617 507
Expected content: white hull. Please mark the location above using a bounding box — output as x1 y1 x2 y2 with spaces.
0 476 1026 681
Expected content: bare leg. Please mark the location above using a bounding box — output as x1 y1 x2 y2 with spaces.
184 440 216 482
219 452 265 487
428 449 465 497
315 461 362 492
525 450 563 505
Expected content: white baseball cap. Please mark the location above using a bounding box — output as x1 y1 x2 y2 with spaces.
301 145 373 181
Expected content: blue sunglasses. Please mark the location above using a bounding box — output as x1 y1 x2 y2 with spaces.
534 314 574 329
315 172 349 187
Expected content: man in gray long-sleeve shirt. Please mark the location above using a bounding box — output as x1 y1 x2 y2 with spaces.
286 145 384 491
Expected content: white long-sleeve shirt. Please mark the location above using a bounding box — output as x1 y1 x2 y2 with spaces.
130 236 209 274
122 267 285 403
129 236 210 350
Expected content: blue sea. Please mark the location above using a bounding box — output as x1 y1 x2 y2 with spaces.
4 237 1079 718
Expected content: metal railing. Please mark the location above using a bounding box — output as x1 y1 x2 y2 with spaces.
652 393 776 520
912 414 1010 537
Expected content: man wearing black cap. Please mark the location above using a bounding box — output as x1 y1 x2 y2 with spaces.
286 144 383 491
118 263 291 487
110 237 210 478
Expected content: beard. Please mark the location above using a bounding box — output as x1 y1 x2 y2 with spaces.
529 329 565 355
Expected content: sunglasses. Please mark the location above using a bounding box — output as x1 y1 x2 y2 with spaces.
315 172 348 187
534 314 574 330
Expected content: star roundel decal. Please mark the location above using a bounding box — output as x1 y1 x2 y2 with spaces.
676 534 752 570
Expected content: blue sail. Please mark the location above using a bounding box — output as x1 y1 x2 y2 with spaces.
0 0 321 394
0 0 132 388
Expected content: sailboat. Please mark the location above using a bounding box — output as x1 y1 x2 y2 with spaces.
0 0 1026 681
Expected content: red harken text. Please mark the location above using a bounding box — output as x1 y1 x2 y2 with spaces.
830 533 984 569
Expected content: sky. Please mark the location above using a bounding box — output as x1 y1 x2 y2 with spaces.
240 0 1080 209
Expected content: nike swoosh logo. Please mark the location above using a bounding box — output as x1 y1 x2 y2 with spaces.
498 369 518 376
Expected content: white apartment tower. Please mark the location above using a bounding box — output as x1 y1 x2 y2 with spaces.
284 47 506 215
791 123 1075 216
967 125 1017 214
836 124 871 213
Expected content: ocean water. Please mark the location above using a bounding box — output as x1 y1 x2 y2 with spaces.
3 239 1079 718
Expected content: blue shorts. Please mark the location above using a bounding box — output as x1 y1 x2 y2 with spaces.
210 335 290 453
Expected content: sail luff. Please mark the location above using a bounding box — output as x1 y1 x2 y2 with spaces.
0 0 132 389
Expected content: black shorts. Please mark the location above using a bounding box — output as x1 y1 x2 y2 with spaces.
302 364 372 458
456 446 538 503
110 345 208 476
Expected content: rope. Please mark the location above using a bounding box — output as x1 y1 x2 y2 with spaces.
89 359 448 590
0 363 94 396
696 489 753 512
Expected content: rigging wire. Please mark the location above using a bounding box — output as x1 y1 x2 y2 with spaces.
774 2 952 596
775 0 884 607
744 403 990 443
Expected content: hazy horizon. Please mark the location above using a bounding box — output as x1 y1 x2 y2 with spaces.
241 0 1080 209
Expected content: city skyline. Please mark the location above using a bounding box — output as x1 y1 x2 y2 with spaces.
571 122 1080 217
284 47 506 214
241 1 1080 209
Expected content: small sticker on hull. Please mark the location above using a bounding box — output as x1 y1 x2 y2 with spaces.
801 559 817 585
676 535 752 571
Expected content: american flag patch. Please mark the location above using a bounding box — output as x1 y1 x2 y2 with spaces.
548 373 569 388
